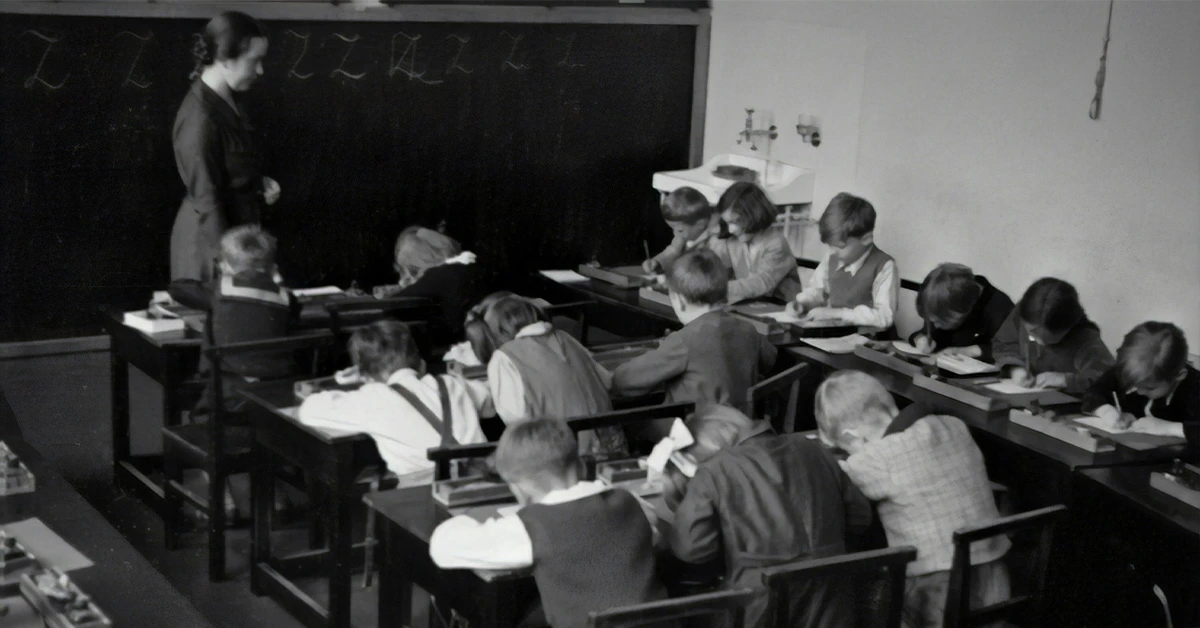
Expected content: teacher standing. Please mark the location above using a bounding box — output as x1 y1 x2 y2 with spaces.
170 11 280 281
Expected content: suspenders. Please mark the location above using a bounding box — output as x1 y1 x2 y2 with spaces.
388 376 459 446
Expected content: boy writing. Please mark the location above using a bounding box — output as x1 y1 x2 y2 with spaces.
298 320 491 485
429 419 666 628
613 249 777 434
815 371 1010 628
788 193 899 331
643 186 721 274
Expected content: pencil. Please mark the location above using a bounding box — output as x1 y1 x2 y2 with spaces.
643 240 651 264
1111 391 1122 414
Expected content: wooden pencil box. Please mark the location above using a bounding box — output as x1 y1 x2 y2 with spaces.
577 265 652 288
19 567 113 628
1008 410 1113 453
432 477 515 508
913 375 1010 412
638 285 673 307
1150 466 1200 509
853 346 925 377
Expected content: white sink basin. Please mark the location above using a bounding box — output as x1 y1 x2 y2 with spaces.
652 153 815 206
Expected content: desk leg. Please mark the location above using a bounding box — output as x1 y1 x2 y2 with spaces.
378 522 412 628
328 484 354 628
250 447 274 597
110 348 130 474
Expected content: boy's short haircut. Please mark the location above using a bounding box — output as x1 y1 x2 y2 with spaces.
221 224 277 273
1116 322 1189 389
1017 277 1085 335
348 320 423 381
818 193 877 244
495 418 580 486
666 249 728 306
814 370 897 446
915 263 983 329
661 187 713 224
683 404 754 463
716 182 777 234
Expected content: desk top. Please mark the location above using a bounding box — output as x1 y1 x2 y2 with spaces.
1077 465 1200 540
0 437 214 627
240 380 374 445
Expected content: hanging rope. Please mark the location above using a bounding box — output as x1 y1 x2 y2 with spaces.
1089 0 1114 120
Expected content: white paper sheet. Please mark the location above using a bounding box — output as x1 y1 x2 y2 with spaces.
1072 414 1124 435
291 285 344 298
984 380 1047 395
539 270 590 284
800 334 871 355
758 310 803 324
892 341 931 357
936 354 999 375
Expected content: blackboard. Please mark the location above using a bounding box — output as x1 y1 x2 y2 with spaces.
0 11 697 341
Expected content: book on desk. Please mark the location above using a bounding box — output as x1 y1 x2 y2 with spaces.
1150 463 1200 509
576 265 655 289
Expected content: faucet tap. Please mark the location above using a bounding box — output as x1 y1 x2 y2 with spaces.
736 108 777 151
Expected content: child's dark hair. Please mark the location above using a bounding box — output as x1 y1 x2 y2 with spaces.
191 11 266 79
1017 278 1085 336
495 419 580 488
915 263 983 329
716 182 777 234
464 292 549 364
348 320 423 382
666 249 728 306
220 224 276 273
818 193 877 244
1116 322 1189 389
661 187 713 224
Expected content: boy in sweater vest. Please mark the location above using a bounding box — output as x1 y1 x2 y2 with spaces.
429 419 667 628
787 193 899 332
613 249 777 438
816 371 1010 628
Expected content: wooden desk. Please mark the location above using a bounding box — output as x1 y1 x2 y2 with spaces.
240 381 388 628
366 487 540 628
101 306 203 514
0 437 214 627
1066 465 1200 626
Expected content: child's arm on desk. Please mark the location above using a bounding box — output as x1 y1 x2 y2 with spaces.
167 279 212 311
429 513 533 570
726 235 798 304
611 335 688 398
790 256 832 316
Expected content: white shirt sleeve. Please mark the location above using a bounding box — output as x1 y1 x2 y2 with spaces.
297 390 354 432
833 259 899 328
794 256 831 308
429 513 534 570
487 352 528 423
461 376 496 418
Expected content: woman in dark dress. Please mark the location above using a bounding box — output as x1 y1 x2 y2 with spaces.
170 12 279 281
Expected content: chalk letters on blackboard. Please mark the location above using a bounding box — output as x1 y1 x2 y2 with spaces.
500 31 532 72
117 31 154 89
285 30 315 80
21 30 69 90
444 35 475 76
389 32 444 85
329 33 367 80
555 33 585 69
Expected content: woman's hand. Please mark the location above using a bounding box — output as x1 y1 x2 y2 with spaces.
263 176 281 206
1033 372 1068 389
912 334 936 354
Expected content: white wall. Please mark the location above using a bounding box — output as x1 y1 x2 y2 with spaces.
705 0 1200 347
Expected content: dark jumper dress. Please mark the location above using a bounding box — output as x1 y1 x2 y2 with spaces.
169 79 267 281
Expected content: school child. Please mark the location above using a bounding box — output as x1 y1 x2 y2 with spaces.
466 293 626 454
788 192 899 331
612 249 778 431
169 225 300 392
374 226 478 341
1082 322 1199 459
710 182 802 303
663 405 872 628
643 186 722 274
298 321 490 485
815 371 1011 628
991 278 1114 394
429 419 667 628
910 263 1014 361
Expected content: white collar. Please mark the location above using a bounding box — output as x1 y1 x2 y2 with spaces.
685 216 721 249
385 368 423 386
1127 379 1182 407
538 480 610 506
834 246 874 276
515 321 553 339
